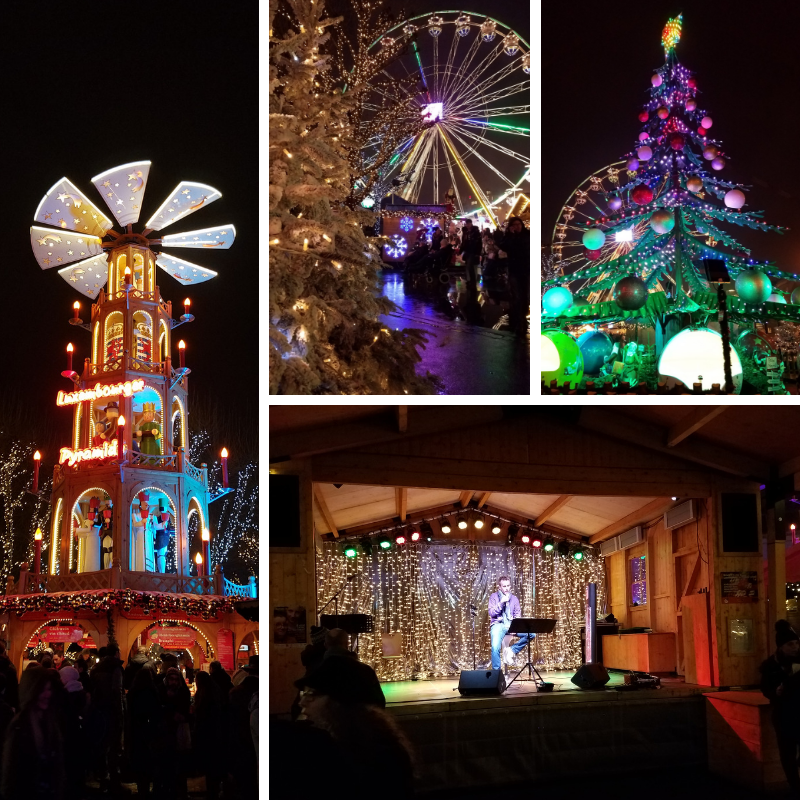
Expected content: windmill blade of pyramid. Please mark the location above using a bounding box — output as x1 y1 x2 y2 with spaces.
160 224 236 250
57 254 109 299
34 177 114 238
91 160 152 226
31 226 104 270
155 254 218 285
144 182 222 232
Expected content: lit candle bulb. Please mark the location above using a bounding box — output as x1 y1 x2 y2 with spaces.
178 340 186 369
124 266 132 285
195 551 204 578
73 301 80 320
202 528 211 571
221 448 229 488
183 298 191 316
34 527 42 574
66 343 74 372
33 451 41 494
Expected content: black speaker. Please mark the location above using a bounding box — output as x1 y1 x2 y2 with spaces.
571 662 610 689
720 493 759 553
269 475 301 548
457 669 506 696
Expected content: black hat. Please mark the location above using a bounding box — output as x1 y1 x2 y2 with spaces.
776 619 800 648
241 654 258 673
294 656 376 705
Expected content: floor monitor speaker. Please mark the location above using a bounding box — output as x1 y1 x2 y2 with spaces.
457 669 506 696
571 662 610 689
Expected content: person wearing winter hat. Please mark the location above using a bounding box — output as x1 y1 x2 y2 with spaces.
760 619 800 793
294 652 385 709
291 626 329 721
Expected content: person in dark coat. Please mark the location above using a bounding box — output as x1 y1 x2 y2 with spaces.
74 653 92 696
0 641 19 712
209 660 233 698
193 671 227 799
124 646 157 691
127 665 161 797
297 654 386 710
0 673 15 790
87 644 124 793
760 619 800 794
58 666 88 800
155 666 191 798
1 666 66 800
460 219 483 286
291 626 329 720
499 216 530 336
228 675 258 800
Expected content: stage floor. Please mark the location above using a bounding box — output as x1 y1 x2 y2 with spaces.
383 669 716 714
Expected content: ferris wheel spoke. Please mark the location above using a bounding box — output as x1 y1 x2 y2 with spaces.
449 64 525 116
443 124 516 188
432 35 439 105
457 118 530 137
441 32 482 106
447 123 529 164
439 127 498 226
438 127 465 212
446 46 507 109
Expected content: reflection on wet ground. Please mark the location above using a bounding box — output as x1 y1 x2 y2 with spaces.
379 269 530 395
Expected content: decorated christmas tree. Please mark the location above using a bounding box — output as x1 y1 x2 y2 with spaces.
542 15 800 393
269 0 436 394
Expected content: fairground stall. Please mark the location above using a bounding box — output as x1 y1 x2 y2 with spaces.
1 161 257 674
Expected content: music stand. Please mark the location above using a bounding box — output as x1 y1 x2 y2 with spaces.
320 614 374 656
505 618 557 690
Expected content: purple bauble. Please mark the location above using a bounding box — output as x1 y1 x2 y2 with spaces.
626 157 639 171
608 197 623 211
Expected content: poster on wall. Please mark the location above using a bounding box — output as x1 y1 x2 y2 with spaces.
721 571 758 603
217 628 234 670
273 605 307 645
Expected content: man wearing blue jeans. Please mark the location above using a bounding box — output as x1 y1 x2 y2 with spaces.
488 576 535 670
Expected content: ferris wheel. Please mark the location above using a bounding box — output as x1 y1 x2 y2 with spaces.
361 12 530 227
550 162 672 303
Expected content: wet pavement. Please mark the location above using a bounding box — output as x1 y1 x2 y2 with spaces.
379 271 530 395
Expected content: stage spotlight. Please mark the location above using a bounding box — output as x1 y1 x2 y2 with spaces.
457 515 468 530
410 529 421 542
395 534 406 545
507 524 520 545
543 538 555 552
572 546 584 561
440 518 452 534
531 535 543 548
521 533 530 544
557 540 570 557
421 521 434 541
379 537 392 550
360 538 373 557
344 543 357 558
474 514 484 529
491 521 502 534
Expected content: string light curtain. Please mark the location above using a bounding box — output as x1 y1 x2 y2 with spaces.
317 541 606 680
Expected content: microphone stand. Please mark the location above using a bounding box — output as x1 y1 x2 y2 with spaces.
318 575 356 622
469 603 477 670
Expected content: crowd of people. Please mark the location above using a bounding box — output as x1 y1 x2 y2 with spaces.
272 627 414 800
0 639 258 799
399 216 530 335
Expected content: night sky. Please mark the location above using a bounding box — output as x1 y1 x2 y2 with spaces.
542 0 800 271
3 2 257 462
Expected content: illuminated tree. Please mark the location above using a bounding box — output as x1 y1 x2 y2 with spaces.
269 0 437 394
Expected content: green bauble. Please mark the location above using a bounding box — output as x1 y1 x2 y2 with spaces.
649 208 675 235
735 269 772 303
613 276 648 310
541 330 584 389
582 228 606 251
792 287 800 305
572 296 590 307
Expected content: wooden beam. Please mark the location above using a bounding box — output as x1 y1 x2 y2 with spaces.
577 408 770 481
672 546 699 559
588 498 676 545
534 495 573 526
313 484 339 539
667 407 728 447
482 505 586 542
396 487 407 521
476 492 492 508
396 405 408 433
326 501 460 539
270 406 504 462
459 490 474 507
679 553 701 605
310 452 715 498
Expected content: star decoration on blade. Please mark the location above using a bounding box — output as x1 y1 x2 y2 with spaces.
30 160 235 297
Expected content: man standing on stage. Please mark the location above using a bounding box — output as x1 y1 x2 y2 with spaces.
488 576 535 670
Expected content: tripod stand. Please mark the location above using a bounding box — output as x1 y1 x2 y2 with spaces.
505 618 557 690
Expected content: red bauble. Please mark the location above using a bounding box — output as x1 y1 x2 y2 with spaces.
669 133 686 150
687 77 697 89
631 185 654 205
697 126 707 137
638 111 649 122
585 248 601 261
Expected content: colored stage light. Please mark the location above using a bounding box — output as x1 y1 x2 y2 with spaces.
474 514 484 529
557 540 570 556
543 538 555 552
440 518 452 534
395 535 406 545
521 534 530 544
531 536 543 548
344 544 357 558
491 521 502 534
379 537 392 550
572 547 584 561
361 538 373 557
421 521 434 541
411 531 420 542
457 515 468 530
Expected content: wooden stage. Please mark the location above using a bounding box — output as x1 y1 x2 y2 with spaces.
383 671 720 793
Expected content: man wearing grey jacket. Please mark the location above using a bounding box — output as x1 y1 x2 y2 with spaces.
488 576 535 670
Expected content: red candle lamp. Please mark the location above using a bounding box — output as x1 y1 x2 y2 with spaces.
195 551 204 578
221 448 229 488
34 528 42 574
66 343 73 372
32 450 41 494
178 340 186 369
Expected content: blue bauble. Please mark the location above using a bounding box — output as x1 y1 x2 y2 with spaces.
578 330 614 375
542 286 573 316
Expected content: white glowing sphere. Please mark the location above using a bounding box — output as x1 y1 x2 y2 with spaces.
724 189 746 209
541 334 560 372
701 116 713 129
658 328 742 393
